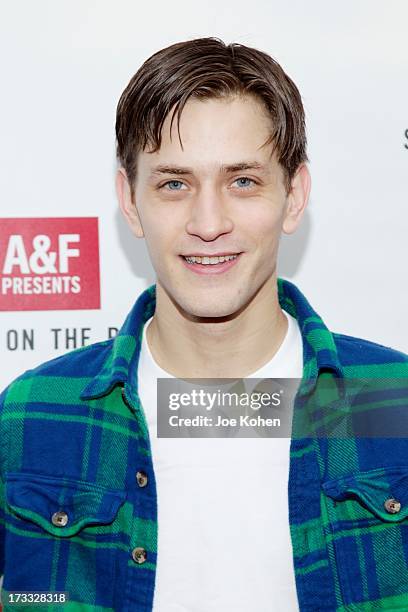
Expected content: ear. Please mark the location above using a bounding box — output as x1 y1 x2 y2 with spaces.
282 163 311 235
116 167 144 238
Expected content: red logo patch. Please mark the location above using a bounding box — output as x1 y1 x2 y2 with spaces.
0 218 100 311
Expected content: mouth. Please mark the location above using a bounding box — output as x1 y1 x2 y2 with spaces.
179 252 243 275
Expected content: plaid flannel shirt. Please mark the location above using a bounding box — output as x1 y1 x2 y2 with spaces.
0 277 407 611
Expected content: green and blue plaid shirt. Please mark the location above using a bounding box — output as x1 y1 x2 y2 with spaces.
1 278 407 611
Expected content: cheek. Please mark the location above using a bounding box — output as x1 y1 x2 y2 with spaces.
142 210 188 261
248 208 283 243
143 225 178 269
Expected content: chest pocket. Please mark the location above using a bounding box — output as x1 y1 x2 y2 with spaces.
3 471 126 605
5 471 126 537
321 466 408 608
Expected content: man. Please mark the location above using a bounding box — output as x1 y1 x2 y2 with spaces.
0 37 407 612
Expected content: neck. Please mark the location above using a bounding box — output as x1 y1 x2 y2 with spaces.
145 274 288 378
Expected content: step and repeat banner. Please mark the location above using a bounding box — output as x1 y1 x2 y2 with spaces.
1 217 100 312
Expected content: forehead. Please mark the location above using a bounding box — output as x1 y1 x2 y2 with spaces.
139 95 278 178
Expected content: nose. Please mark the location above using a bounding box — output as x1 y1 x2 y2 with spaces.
185 188 234 242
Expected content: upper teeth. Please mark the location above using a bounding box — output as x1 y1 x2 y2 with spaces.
184 254 238 264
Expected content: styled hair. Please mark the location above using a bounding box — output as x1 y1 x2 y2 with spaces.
115 36 308 198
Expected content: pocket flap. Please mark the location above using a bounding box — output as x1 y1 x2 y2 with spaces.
322 466 408 522
5 472 126 537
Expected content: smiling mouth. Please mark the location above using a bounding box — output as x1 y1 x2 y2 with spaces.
179 252 243 275
182 254 240 265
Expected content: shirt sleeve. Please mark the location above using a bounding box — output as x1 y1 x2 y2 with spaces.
0 385 8 579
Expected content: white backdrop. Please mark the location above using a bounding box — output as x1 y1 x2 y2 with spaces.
1 0 407 391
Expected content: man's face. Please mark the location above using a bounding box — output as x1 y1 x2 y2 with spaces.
122 94 306 319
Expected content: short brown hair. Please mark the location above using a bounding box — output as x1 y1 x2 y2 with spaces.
115 36 308 198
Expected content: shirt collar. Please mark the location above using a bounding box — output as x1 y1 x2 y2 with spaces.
80 278 344 403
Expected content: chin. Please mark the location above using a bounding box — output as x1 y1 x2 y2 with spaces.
159 277 249 319
180 296 242 320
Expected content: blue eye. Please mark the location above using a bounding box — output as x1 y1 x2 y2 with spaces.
162 180 185 190
159 177 257 191
234 177 256 188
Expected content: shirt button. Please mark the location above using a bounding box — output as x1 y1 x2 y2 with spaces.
384 498 401 514
51 511 69 527
132 547 147 564
136 470 148 487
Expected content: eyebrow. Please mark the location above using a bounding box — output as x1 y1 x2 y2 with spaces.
148 161 269 178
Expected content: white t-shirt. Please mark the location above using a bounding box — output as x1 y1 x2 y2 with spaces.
138 309 303 612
